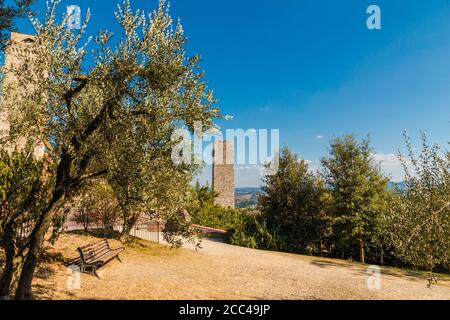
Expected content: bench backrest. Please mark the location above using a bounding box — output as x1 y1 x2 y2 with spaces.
77 239 112 263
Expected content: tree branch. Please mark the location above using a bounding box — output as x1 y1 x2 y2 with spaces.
405 202 450 245
78 169 109 181
64 76 88 115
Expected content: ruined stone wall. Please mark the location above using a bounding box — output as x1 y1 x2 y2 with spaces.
212 140 235 208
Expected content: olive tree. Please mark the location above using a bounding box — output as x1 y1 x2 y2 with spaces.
0 0 219 299
388 132 449 283
72 181 119 231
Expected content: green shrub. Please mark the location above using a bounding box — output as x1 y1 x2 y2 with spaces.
190 203 244 230
189 182 283 249
226 213 284 250
189 182 245 230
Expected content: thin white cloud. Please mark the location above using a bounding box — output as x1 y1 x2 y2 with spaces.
371 153 401 167
316 135 324 139
371 153 408 182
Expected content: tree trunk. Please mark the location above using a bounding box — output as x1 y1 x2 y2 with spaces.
14 202 62 300
0 255 23 299
0 221 23 298
320 240 323 258
15 145 84 299
84 215 89 232
0 232 17 298
1 180 45 299
119 211 139 243
119 222 134 243
359 239 365 264
119 231 130 243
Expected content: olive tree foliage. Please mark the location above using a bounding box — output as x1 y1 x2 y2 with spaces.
72 181 119 231
388 132 449 282
0 0 35 49
0 0 219 299
0 143 50 297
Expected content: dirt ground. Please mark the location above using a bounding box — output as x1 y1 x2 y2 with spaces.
31 233 450 300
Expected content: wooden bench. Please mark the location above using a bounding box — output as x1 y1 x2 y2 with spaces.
75 239 125 278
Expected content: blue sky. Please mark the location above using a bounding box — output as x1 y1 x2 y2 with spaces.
8 0 450 187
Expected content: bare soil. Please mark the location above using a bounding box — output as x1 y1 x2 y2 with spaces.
29 233 450 300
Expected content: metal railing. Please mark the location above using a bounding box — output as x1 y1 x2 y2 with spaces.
15 218 163 244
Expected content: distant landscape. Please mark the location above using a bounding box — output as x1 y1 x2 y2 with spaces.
388 181 406 190
235 187 262 208
236 182 405 208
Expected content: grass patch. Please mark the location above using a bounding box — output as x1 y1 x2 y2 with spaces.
123 236 180 257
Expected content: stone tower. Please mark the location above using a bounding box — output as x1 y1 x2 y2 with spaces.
1 32 36 136
212 140 235 208
1 32 44 157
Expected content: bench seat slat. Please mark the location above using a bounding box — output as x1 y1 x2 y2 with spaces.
85 248 124 264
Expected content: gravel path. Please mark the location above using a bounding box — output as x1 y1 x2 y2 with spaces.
33 234 450 300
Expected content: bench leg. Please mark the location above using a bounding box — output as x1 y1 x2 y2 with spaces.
84 265 100 279
93 267 101 279
116 255 123 263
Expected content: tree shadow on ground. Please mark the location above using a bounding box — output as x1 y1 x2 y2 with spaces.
124 236 151 249
64 230 162 254
32 283 58 300
310 259 353 269
33 282 79 300
35 264 57 280
310 258 449 284
65 229 119 240
33 251 64 300
204 235 227 243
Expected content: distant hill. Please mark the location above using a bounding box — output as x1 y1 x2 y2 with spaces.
236 187 262 194
235 183 406 208
388 181 406 190
235 187 262 208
